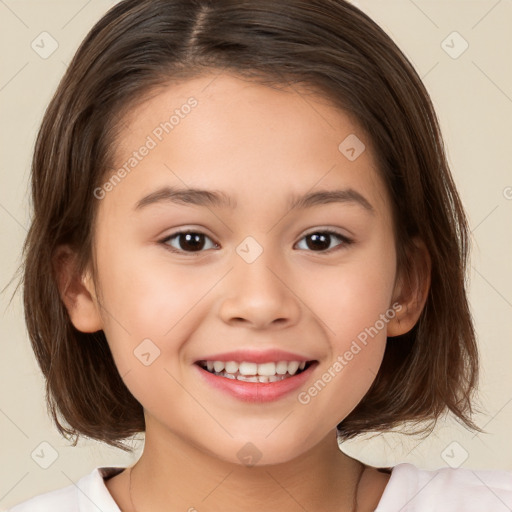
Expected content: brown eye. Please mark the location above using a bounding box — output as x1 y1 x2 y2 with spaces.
296 230 352 252
163 231 217 253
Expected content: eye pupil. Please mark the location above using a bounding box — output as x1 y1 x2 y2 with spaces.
307 233 330 251
180 233 205 251
166 230 346 255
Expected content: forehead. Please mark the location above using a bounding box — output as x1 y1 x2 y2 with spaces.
103 73 390 221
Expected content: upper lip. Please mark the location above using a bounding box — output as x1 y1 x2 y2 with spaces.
195 349 315 364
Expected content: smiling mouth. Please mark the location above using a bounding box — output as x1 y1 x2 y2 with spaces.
196 360 315 383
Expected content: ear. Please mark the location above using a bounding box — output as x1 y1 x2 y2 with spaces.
387 237 431 337
53 245 103 333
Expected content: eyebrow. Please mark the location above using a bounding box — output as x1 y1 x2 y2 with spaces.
135 186 236 210
134 185 374 213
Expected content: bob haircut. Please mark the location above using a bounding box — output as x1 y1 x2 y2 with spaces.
21 0 482 451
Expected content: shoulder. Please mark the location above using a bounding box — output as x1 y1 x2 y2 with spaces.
8 467 125 512
375 462 512 512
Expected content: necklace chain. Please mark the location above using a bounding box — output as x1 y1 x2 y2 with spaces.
128 459 365 512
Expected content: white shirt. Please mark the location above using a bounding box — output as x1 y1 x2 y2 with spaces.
8 462 512 511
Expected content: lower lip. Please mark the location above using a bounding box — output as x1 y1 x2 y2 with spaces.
194 363 317 403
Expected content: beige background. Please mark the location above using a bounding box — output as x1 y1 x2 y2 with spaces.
1 0 511 508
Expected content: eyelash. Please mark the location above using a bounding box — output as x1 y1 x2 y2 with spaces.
159 229 354 255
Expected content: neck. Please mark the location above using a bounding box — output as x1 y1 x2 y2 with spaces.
128 421 365 512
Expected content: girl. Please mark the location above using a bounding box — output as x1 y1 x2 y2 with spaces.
12 0 512 510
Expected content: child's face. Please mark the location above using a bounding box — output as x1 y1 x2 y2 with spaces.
88 73 402 464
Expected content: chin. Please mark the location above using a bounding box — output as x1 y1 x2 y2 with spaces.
207 433 317 468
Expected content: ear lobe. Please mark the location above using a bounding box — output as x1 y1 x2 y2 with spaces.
387 238 431 337
53 245 103 333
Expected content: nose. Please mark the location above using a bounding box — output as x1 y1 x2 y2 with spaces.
217 245 301 330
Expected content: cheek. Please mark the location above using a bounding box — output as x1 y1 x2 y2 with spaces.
305 238 396 399
94 239 216 366
312 247 396 342
97 234 194 324
299 278 394 423
92 255 201 407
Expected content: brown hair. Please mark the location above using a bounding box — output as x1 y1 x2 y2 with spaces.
20 0 482 451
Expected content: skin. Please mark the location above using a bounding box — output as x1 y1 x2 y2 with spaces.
57 72 430 512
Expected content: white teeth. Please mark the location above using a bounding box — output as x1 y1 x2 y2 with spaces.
237 375 259 383
276 361 288 374
225 361 238 373
257 362 276 376
201 359 310 380
213 361 225 372
236 374 287 383
239 362 258 375
287 361 300 375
